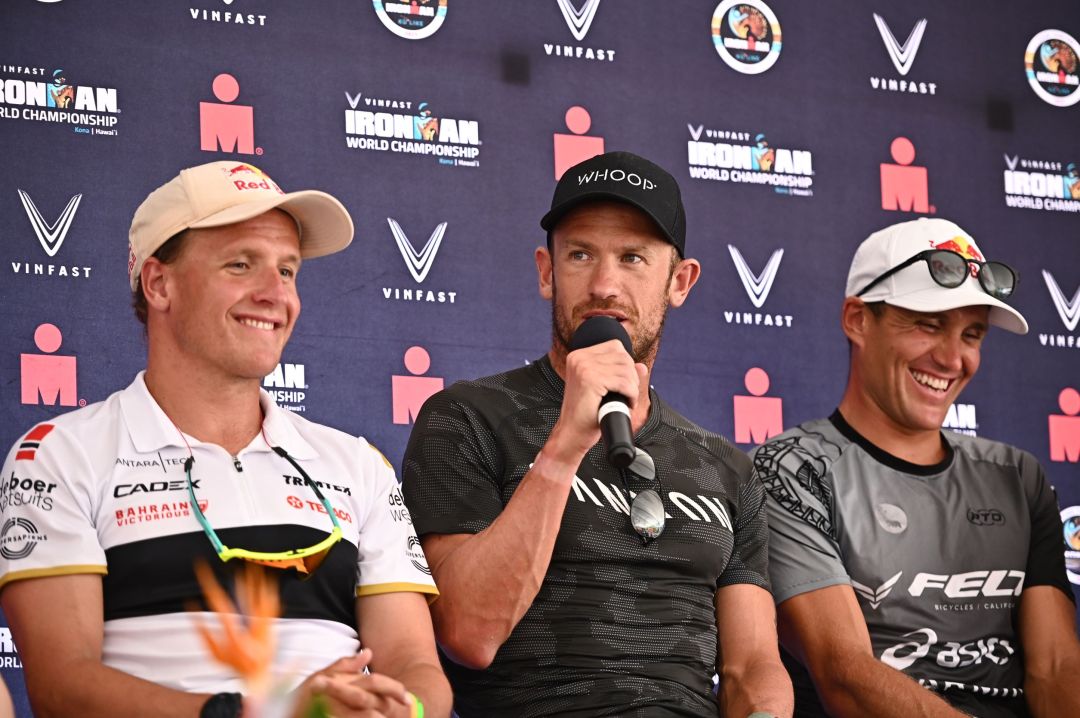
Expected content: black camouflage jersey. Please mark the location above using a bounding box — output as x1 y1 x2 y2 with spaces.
752 411 1072 718
402 356 769 717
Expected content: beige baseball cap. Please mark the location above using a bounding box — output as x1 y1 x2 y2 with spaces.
127 161 354 291
845 217 1028 334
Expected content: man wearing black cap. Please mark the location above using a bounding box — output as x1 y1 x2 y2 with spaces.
402 152 792 717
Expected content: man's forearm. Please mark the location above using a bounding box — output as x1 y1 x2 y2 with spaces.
428 442 581 666
27 657 209 718
813 653 965 718
719 655 793 718
396 661 453 718
1026 667 1080 717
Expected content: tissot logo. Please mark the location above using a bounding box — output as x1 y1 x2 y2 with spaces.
13 190 92 280
852 570 902 609
544 0 614 62
723 245 792 329
1038 270 1079 350
382 218 457 305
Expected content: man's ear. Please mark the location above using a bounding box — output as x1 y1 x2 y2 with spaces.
536 245 553 300
141 257 172 313
668 256 701 308
841 297 873 349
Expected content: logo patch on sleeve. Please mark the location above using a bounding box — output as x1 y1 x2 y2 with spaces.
15 424 55 462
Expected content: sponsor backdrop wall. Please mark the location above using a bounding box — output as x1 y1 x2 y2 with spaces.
2 0 1080 713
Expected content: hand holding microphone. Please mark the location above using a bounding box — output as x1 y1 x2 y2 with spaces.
567 316 639 469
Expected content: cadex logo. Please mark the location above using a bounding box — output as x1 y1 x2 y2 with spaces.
382 218 457 304
543 0 614 62
870 13 936 95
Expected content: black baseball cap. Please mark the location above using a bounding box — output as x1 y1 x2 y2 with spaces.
540 151 686 257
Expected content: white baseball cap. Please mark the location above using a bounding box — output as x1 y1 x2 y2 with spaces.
845 217 1028 334
127 161 354 291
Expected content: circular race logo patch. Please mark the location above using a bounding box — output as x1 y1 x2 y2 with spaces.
0 517 46 560
1025 29 1080 107
1062 506 1080 585
711 1 782 75
874 503 908 534
373 0 448 40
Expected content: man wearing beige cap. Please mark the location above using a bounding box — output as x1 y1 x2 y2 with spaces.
0 162 450 718
752 217 1079 717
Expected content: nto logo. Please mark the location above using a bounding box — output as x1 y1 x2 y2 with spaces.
0 517 47 560
1062 506 1080 585
967 508 1005 527
880 628 1016 673
373 0 447 40
1039 270 1080 350
200 73 260 155
941 403 977 436
0 66 120 134
21 323 80 407
544 0 614 62
345 94 480 168
1025 29 1080 107
687 126 813 196
711 1 781 75
382 219 457 304
880 137 933 213
1003 155 1080 213
852 570 903 609
724 245 792 329
13 189 92 280
869 13 935 96
263 362 306 413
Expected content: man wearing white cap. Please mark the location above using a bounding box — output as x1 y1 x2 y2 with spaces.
751 217 1079 717
0 162 450 718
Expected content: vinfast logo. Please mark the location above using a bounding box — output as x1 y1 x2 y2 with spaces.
852 570 903 610
263 362 307 413
687 125 813 197
13 190 92 280
557 0 601 41
724 245 792 329
874 13 926 76
344 93 480 168
1038 270 1080 350
19 189 81 257
0 66 120 135
382 219 457 305
869 13 935 96
189 0 268 26
1002 155 1080 213
543 0 614 63
391 218 446 283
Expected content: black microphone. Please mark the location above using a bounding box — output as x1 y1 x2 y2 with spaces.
568 316 636 469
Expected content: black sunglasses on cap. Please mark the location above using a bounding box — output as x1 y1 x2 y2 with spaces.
856 249 1017 301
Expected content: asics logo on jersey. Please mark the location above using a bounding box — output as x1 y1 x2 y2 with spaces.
873 13 927 76
1042 270 1080 332
881 628 1016 672
556 0 601 41
18 189 83 258
852 570 903 609
388 218 447 284
908 569 1024 598
728 245 783 309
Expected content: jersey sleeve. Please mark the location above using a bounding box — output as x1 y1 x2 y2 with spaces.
400 388 504 537
750 435 850 604
352 438 437 599
716 456 771 591
0 422 107 590
1020 451 1074 602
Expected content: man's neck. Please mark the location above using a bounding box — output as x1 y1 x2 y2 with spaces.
837 392 946 466
144 357 265 457
547 346 654 434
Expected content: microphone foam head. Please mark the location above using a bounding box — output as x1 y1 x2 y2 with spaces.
569 316 632 355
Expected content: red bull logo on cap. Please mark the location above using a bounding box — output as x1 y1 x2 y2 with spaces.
932 235 984 262
220 163 283 194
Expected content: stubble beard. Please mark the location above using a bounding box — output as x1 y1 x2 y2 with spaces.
550 279 669 365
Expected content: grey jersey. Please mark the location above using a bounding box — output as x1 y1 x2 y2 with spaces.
752 411 1071 717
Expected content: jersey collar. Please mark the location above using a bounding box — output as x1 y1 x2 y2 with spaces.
119 372 318 460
